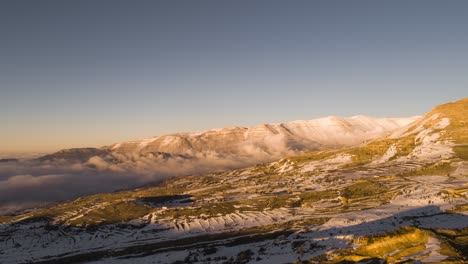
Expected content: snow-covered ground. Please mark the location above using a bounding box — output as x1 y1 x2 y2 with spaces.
1 164 466 264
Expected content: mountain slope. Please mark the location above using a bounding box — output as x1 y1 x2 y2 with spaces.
1 99 466 264
37 116 419 175
110 115 418 155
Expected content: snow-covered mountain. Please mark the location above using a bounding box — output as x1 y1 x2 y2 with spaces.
38 115 419 169
110 115 419 155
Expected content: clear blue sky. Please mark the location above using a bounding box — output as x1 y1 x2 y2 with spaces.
1 0 467 152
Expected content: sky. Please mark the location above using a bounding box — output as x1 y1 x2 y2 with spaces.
1 0 467 153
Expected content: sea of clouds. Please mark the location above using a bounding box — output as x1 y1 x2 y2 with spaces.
0 134 309 214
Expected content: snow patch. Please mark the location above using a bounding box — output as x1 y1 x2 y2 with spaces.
301 154 352 172
137 137 157 149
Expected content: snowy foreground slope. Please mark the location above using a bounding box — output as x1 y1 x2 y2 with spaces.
1 99 467 263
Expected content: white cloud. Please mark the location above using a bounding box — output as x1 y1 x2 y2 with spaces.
0 136 306 214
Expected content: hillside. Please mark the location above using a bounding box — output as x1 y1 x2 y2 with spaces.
0 99 467 263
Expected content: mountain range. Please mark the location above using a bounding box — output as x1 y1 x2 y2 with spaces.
37 115 419 173
0 98 466 263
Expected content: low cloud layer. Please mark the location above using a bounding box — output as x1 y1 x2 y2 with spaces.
0 136 305 214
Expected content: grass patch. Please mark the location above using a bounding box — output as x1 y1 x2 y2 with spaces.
345 139 395 166
454 145 468 160
393 135 418 158
68 202 151 226
160 190 336 219
286 150 337 164
448 204 468 213
190 184 233 197
432 227 468 260
299 190 337 203
251 163 278 175
399 162 456 176
0 215 17 224
341 180 389 199
160 200 240 219
430 98 468 144
349 227 429 262
331 226 467 263
344 135 418 167
3 186 187 225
